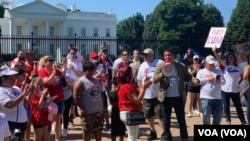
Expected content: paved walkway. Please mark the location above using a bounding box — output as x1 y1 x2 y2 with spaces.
31 107 246 141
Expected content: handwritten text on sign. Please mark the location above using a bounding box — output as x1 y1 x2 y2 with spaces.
204 27 227 48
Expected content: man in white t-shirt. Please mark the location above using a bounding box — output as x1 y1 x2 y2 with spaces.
67 47 83 82
112 50 130 85
196 55 225 125
136 48 163 140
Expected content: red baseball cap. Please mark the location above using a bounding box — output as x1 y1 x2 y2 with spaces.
89 52 98 59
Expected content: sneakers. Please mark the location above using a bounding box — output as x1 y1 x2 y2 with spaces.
193 110 199 114
187 113 192 118
61 129 68 137
105 124 112 130
148 130 157 140
199 113 203 118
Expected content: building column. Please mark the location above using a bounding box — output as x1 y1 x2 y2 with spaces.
45 20 50 36
62 21 66 36
9 17 14 53
27 19 32 35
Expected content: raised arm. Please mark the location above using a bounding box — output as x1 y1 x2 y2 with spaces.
212 46 222 65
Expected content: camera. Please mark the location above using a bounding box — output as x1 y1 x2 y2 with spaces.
216 75 220 80
14 128 21 135
11 128 22 141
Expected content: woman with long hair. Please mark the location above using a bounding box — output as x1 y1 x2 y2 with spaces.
117 62 152 141
213 47 247 125
37 55 64 141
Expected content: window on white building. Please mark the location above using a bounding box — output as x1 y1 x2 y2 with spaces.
106 28 110 37
17 26 22 35
0 25 2 35
93 28 98 37
49 27 54 36
81 27 86 36
68 27 73 37
33 26 38 36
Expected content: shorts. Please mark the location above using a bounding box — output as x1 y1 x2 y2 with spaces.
143 98 162 119
54 100 65 115
33 124 51 131
81 112 104 135
188 85 201 93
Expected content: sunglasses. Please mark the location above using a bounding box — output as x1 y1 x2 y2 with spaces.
122 54 128 56
70 52 76 55
46 59 55 62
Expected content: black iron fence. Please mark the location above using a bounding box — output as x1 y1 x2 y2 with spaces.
0 33 241 63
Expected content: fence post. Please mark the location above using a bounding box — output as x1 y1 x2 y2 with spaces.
31 32 33 51
74 33 77 47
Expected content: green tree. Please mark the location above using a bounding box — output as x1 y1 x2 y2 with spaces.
117 13 144 53
224 0 250 52
0 5 4 18
144 0 224 56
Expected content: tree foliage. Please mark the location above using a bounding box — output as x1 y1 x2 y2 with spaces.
224 0 250 51
0 5 4 18
117 0 224 57
145 0 224 56
117 13 144 52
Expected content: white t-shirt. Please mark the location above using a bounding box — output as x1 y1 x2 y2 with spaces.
137 59 163 99
221 62 243 93
112 58 123 71
196 67 225 99
0 86 28 122
67 59 83 82
0 113 11 140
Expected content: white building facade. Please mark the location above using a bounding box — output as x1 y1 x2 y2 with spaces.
0 0 117 59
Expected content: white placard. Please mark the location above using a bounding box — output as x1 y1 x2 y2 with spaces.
204 27 227 48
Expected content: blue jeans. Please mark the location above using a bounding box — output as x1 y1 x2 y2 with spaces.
246 88 250 125
221 91 246 122
161 97 188 141
201 99 222 125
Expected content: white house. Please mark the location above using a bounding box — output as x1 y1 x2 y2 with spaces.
0 0 118 60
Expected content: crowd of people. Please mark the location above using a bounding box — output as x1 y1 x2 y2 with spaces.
0 43 250 141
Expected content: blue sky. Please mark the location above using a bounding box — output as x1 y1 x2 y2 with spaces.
14 0 237 24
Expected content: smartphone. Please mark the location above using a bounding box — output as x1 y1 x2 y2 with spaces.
216 75 220 80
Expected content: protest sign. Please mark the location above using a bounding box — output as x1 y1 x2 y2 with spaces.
204 27 227 48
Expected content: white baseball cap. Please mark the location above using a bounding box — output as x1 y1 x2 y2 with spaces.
193 55 199 59
142 48 154 55
205 55 216 64
0 65 18 77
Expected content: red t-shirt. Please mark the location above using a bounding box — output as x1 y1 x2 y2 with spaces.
30 90 50 125
38 68 64 101
118 83 141 111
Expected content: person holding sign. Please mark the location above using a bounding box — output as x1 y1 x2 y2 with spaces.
212 47 247 125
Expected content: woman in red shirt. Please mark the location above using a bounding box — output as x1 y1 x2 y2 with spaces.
29 76 51 141
117 62 152 141
37 55 64 141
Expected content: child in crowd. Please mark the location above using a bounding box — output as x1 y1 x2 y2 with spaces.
30 76 55 141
